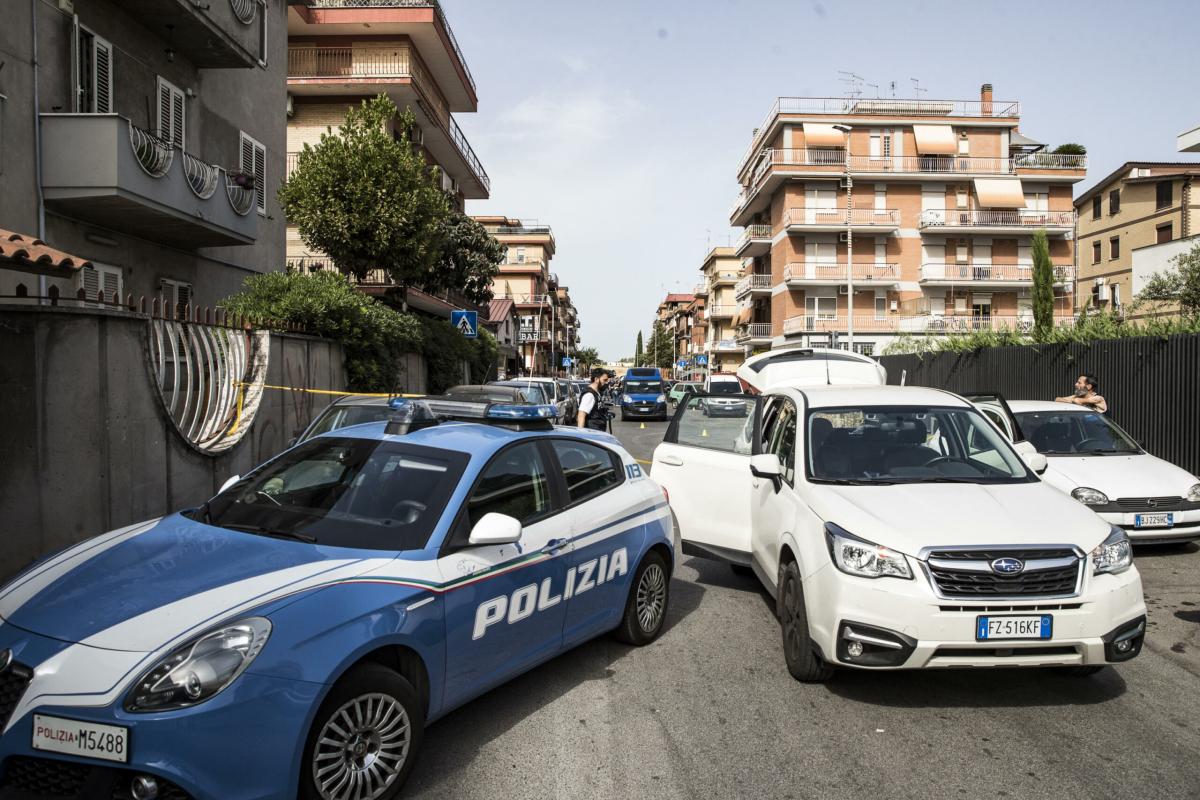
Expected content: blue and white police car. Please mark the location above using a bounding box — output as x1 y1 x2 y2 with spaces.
0 400 674 800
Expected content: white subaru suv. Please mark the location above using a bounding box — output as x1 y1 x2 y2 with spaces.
652 347 1147 681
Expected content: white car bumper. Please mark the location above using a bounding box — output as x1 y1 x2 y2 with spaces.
1098 508 1200 542
804 561 1146 670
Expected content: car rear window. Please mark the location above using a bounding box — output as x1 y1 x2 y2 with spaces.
304 404 392 439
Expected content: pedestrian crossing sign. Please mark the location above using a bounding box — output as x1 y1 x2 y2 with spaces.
451 310 478 338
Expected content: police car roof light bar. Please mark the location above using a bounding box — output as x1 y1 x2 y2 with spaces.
422 397 558 431
384 398 442 436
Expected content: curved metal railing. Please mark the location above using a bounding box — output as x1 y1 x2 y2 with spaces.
226 174 255 215
230 0 257 23
128 123 173 178
182 152 220 199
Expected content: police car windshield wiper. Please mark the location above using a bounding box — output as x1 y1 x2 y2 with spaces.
219 522 317 544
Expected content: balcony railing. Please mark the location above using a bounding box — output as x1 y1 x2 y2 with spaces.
738 224 771 246
693 281 709 296
918 209 1077 229
711 272 739 285
496 293 550 306
706 304 737 318
782 262 900 283
1013 152 1087 170
919 263 1076 283
783 208 900 227
499 257 546 270
705 339 742 352
448 114 490 193
735 274 773 297
782 314 1075 335
735 323 773 342
737 96 1021 175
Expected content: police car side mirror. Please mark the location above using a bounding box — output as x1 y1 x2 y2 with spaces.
218 474 241 495
1013 441 1049 475
469 513 523 546
749 454 783 493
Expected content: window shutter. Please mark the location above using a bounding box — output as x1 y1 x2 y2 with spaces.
171 89 185 148
93 37 113 113
253 140 266 214
240 134 254 175
100 266 122 301
79 266 101 305
158 79 172 141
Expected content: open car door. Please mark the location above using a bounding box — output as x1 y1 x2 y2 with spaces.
960 392 1025 442
651 394 762 565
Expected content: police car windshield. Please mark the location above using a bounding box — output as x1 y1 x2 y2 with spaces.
707 382 741 395
304 404 392 440
626 381 662 394
202 438 467 550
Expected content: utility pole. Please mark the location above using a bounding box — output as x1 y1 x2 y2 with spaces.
833 123 855 351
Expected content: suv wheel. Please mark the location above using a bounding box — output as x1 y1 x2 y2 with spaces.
777 560 834 682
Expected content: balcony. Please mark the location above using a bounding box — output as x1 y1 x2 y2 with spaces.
783 315 901 335
706 304 737 319
734 273 772 299
735 322 773 345
39 114 257 248
782 314 1074 335
287 44 489 197
711 271 739 286
918 209 1076 235
495 293 550 308
705 339 743 353
735 224 772 258
783 207 900 233
782 262 900 288
693 281 709 297
919 263 1076 287
497 258 547 274
1012 152 1088 174
110 0 261 68
288 0 477 109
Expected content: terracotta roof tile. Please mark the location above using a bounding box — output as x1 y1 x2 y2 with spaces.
0 229 93 276
487 297 515 322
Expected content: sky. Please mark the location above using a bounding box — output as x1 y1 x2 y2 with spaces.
445 0 1198 360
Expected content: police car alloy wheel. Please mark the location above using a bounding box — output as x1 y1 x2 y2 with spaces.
615 550 670 645
302 664 424 800
636 562 667 633
777 561 834 683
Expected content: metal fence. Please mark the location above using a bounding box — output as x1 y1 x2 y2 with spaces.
878 334 1200 474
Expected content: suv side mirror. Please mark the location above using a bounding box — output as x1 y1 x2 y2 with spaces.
469 513 523 546
749 454 784 493
1013 441 1049 475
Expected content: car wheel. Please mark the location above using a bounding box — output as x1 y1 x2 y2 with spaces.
1060 665 1106 677
777 560 834 682
300 663 423 800
614 550 670 646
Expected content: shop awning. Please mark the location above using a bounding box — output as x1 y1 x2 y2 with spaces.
973 178 1027 209
803 123 846 148
735 307 753 326
912 124 958 155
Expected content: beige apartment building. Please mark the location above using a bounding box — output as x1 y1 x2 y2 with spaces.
284 0 489 318
1073 162 1199 317
478 217 569 376
694 247 745 373
656 293 695 376
730 85 1085 355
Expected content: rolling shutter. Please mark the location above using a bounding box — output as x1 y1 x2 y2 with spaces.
93 36 113 113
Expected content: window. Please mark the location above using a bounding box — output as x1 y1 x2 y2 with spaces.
160 278 192 318
1108 189 1120 215
77 263 122 307
76 26 113 113
765 400 798 486
516 246 526 263
874 185 886 211
853 342 874 356
957 133 970 155
467 442 552 527
874 294 887 320
156 76 184 147
956 187 968 209
240 131 267 215
1156 181 1172 209
1092 196 1101 220
1109 236 1120 260
805 295 836 320
1157 223 1173 244
1092 241 1102 264
552 441 621 504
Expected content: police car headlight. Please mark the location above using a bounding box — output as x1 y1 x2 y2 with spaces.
825 523 913 580
1091 527 1132 575
125 618 271 712
1071 487 1109 506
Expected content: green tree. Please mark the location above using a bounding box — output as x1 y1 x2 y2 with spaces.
648 321 674 368
575 346 601 370
432 212 504 305
1052 143 1087 155
1031 228 1055 341
279 95 449 288
635 331 643 366
1137 240 1200 319
221 270 422 392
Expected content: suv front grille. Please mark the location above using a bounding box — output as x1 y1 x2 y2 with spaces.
924 548 1081 599
0 662 33 731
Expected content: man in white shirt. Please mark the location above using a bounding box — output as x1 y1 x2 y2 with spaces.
577 368 613 430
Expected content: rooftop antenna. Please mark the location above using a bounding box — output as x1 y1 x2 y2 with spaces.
910 78 927 99
838 70 863 101
889 80 897 98
866 81 880 98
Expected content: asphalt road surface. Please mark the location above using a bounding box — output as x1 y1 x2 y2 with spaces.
404 412 1200 800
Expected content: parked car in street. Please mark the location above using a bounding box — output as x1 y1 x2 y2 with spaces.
620 376 668 422
977 400 1200 544
490 378 571 424
652 347 1146 681
696 375 749 418
292 394 393 446
0 398 674 800
668 382 702 405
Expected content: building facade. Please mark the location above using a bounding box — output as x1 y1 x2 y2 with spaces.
1 0 286 307
730 85 1085 356
694 246 745 373
1073 162 1199 317
655 293 695 377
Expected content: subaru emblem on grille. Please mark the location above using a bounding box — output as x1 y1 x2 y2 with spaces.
0 649 10 673
990 557 1025 575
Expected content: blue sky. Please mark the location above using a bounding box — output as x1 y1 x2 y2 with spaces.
447 0 1197 360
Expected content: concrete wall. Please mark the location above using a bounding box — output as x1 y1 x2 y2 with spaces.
0 304 345 577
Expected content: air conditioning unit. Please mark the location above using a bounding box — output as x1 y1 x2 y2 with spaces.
838 232 850 243
890 300 899 312
1096 284 1110 302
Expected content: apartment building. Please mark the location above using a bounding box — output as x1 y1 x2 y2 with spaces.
0 0 285 306
730 85 1085 356
656 293 694 376
694 246 744 373
478 217 563 376
553 284 582 373
1074 162 1199 317
284 0 489 318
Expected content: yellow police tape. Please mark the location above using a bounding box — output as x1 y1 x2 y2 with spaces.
228 383 423 435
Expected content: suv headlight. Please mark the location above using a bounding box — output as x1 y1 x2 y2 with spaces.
1188 483 1200 503
125 617 272 712
1071 486 1109 506
1091 527 1132 575
825 523 913 580
622 394 632 404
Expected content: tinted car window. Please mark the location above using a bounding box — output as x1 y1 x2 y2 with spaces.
552 440 622 504
707 381 741 395
302 403 392 440
467 442 553 527
1015 411 1140 455
204 438 465 551
766 401 798 486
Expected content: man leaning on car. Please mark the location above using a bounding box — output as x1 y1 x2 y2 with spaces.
1056 373 1108 413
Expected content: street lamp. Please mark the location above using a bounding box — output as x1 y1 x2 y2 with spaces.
832 123 854 351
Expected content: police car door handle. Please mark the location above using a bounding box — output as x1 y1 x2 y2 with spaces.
659 455 684 466
543 538 569 555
